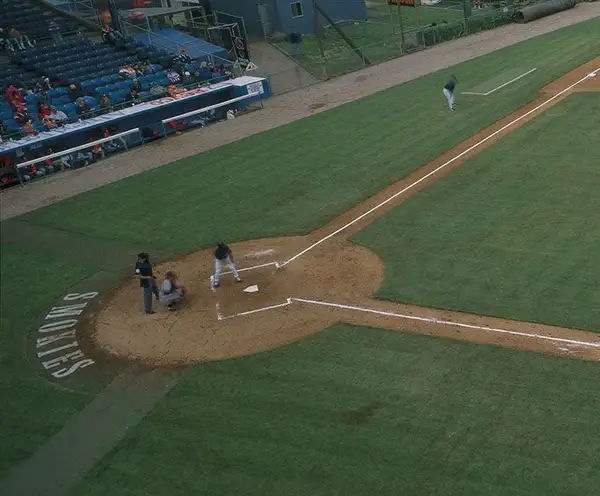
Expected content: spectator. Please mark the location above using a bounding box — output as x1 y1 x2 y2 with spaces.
38 102 52 120
49 106 68 123
130 78 142 93
125 89 139 105
99 94 111 111
48 19 63 46
5 84 21 104
167 84 184 97
0 27 6 52
14 107 29 124
68 84 84 100
137 58 150 74
8 27 33 50
198 61 211 81
101 25 125 46
119 64 137 80
167 70 180 84
39 88 50 105
40 76 52 92
42 115 57 130
23 120 35 136
175 48 193 65
76 99 91 117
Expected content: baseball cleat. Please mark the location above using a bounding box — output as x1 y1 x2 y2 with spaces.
213 282 220 288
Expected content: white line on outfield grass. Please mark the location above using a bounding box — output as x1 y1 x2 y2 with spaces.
462 68 538 96
291 298 600 349
279 67 600 268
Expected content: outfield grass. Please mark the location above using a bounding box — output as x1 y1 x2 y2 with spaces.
76 324 600 495
355 93 600 330
20 18 600 258
2 18 599 485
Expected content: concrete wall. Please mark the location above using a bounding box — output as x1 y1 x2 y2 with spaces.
209 0 263 38
275 0 368 35
210 0 367 38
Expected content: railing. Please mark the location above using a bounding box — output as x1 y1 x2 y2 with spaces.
119 19 235 68
271 4 521 81
0 75 235 144
13 128 141 185
159 92 263 136
6 90 265 189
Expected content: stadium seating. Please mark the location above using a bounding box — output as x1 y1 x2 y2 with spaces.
1 0 77 41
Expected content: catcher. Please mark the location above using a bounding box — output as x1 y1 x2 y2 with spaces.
212 242 242 288
159 271 186 311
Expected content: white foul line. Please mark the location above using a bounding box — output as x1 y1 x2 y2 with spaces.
292 298 600 349
462 68 538 96
279 67 600 268
217 298 292 321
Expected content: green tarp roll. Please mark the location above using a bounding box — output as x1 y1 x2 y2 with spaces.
514 0 576 23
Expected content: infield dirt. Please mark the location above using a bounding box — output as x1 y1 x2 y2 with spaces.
93 59 600 365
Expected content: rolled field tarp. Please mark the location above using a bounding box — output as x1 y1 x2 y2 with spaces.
514 0 576 23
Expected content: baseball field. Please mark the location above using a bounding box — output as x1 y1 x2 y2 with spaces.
1 16 600 495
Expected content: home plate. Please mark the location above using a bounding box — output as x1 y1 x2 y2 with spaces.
243 285 259 293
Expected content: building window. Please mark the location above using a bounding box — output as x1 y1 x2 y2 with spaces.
290 1 304 18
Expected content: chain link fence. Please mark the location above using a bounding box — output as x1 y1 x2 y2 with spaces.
271 0 553 81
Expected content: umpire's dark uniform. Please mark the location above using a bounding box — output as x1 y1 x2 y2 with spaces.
135 253 159 314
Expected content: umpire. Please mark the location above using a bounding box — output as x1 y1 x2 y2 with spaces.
135 252 159 314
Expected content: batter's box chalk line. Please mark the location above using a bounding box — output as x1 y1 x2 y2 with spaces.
216 298 292 321
213 296 600 349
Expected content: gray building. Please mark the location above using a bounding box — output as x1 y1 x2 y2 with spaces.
210 0 368 38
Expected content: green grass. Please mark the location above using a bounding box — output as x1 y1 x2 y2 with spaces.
2 18 600 487
277 6 464 78
20 18 600 258
0 248 92 475
76 324 600 495
355 93 600 330
276 3 490 78
0 224 158 476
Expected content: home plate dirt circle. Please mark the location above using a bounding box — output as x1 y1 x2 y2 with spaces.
92 236 384 365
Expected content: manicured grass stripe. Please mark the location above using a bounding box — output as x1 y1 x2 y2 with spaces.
355 93 600 330
76 325 600 495
20 18 600 256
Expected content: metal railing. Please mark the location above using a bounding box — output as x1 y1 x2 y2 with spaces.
13 128 141 185
160 91 263 135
